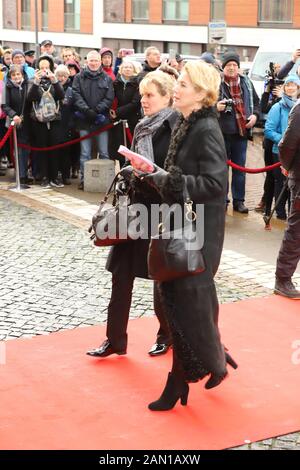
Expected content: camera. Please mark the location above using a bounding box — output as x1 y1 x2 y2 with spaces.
265 62 284 93
224 98 234 113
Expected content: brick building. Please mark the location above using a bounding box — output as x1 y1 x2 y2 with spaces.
0 1 300 61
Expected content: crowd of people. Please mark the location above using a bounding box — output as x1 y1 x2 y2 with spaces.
1 40 300 410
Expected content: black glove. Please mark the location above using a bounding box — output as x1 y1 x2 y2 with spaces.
119 165 134 182
141 165 169 192
85 109 98 123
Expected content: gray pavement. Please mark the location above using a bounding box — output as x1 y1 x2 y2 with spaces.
0 133 300 449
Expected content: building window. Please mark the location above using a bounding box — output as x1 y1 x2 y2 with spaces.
259 0 292 22
21 0 31 30
132 0 149 21
64 0 81 32
163 0 188 21
42 0 48 31
210 0 225 20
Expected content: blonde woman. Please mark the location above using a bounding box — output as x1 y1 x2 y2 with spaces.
143 61 238 411
87 71 178 359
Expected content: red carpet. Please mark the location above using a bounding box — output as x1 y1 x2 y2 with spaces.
0 295 300 450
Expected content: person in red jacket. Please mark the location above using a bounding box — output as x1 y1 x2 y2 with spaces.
100 48 116 81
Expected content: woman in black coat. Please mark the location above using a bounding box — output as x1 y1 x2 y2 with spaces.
143 60 238 411
86 71 179 359
109 61 141 162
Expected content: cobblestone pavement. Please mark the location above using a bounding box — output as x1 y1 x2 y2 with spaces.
0 135 300 450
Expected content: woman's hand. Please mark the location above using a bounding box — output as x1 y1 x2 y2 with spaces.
13 115 22 126
139 165 169 191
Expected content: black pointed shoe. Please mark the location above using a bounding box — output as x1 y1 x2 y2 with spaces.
148 343 171 356
86 339 126 357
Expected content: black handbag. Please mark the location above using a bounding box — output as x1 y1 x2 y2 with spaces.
89 172 135 247
148 191 205 282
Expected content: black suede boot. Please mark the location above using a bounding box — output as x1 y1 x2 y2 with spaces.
148 372 189 411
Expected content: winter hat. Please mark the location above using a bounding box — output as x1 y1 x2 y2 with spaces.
100 47 113 58
284 74 300 86
12 49 25 59
36 54 55 72
66 59 81 73
222 51 240 69
200 52 216 65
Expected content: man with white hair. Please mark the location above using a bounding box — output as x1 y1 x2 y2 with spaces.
72 50 114 190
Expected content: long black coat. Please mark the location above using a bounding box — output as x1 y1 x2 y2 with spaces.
106 110 179 279
159 107 229 381
109 76 141 160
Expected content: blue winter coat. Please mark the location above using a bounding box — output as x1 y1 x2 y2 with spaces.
264 97 294 154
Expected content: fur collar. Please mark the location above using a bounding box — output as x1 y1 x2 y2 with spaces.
164 107 217 170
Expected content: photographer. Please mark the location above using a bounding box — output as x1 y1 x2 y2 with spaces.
27 54 65 188
217 51 260 213
255 63 284 214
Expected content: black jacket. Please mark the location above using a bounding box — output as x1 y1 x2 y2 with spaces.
279 100 300 180
3 77 31 142
163 108 228 275
113 76 141 133
106 110 179 279
72 67 114 130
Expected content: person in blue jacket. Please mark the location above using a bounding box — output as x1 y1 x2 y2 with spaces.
265 75 300 220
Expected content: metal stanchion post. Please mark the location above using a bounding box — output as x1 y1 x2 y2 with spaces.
10 123 30 192
122 120 127 148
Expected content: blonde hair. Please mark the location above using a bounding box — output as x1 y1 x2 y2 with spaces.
119 59 141 76
55 64 70 77
139 70 174 105
184 60 221 108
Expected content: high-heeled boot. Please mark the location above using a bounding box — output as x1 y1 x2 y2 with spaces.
148 372 189 411
205 352 238 390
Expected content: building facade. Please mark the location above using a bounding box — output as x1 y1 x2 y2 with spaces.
0 1 300 61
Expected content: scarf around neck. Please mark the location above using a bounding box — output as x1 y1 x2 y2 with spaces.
131 107 174 161
281 93 297 110
225 74 247 137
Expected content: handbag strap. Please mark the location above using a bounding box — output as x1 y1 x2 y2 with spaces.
102 171 122 203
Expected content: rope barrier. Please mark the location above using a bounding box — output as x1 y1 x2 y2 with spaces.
125 127 133 146
0 124 14 150
227 160 281 174
17 120 120 152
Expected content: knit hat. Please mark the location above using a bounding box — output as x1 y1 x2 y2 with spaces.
12 49 25 59
100 47 113 58
36 54 55 72
200 52 216 65
66 59 81 74
284 74 300 86
222 51 240 69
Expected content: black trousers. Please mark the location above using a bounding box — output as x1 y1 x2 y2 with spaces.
276 180 300 280
106 274 172 351
262 138 275 215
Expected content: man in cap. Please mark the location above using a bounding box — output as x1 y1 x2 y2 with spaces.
217 51 260 214
24 49 36 67
40 40 62 65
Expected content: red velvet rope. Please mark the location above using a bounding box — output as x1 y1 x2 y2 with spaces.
18 121 117 152
227 160 281 174
0 124 14 150
125 127 133 145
